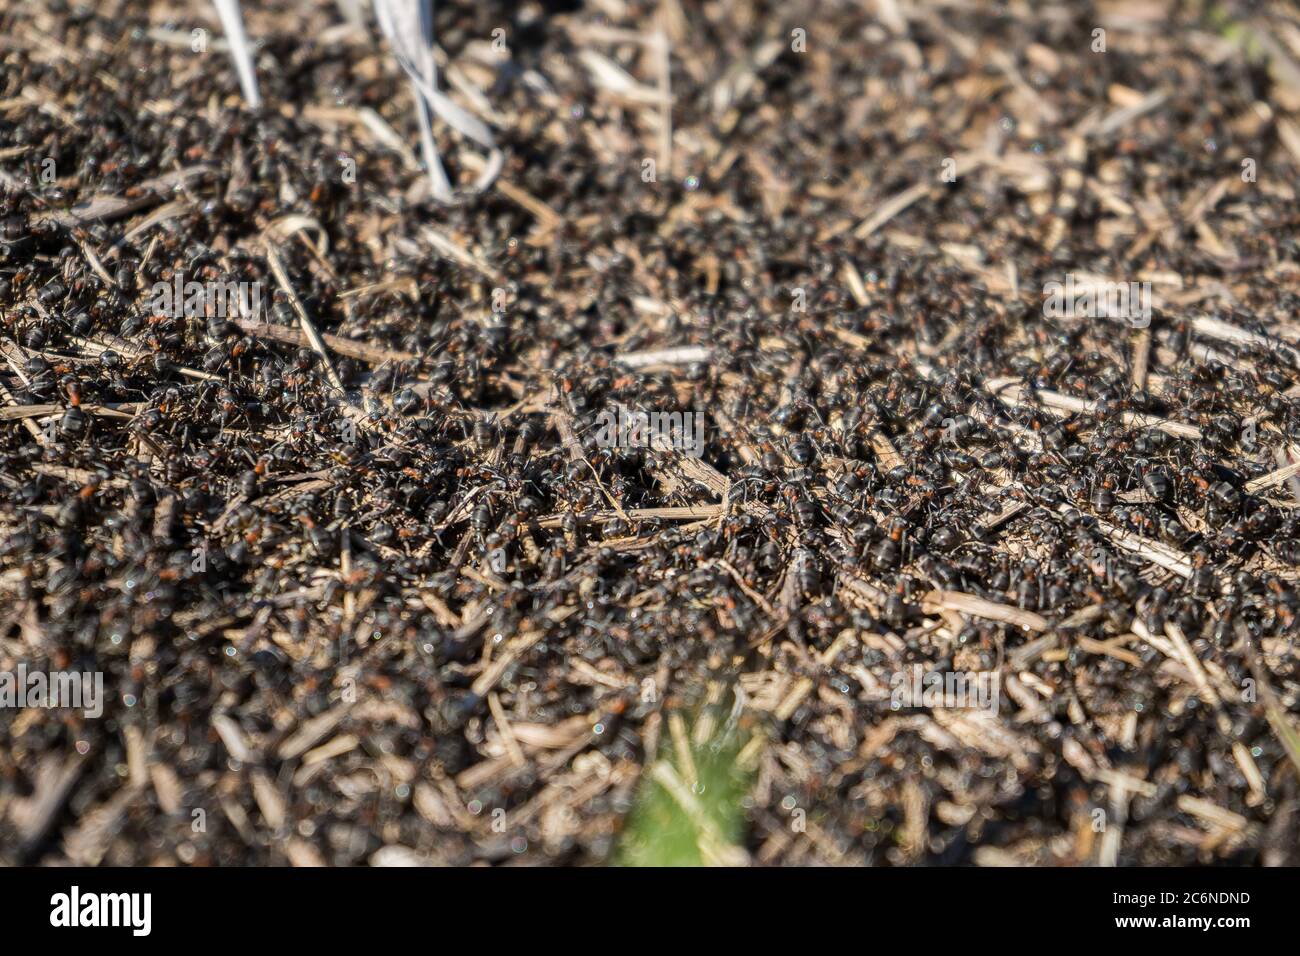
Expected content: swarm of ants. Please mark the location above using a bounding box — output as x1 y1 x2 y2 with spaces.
1 0 1299 866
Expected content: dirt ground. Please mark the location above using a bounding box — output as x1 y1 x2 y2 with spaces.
2 0 1300 866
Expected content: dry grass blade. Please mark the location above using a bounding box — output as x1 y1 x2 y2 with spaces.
373 0 501 198
211 0 262 108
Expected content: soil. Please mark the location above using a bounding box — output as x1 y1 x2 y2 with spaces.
1 0 1299 866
